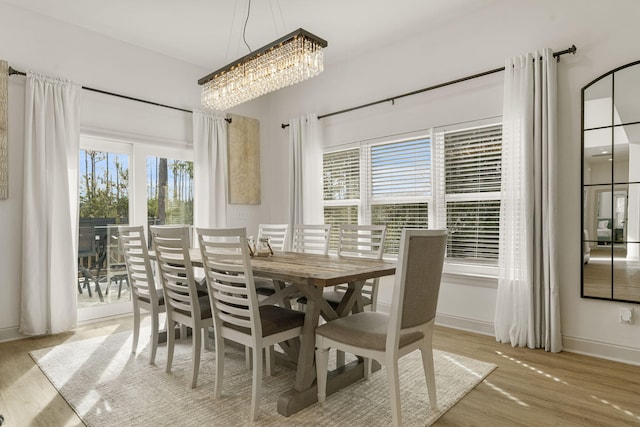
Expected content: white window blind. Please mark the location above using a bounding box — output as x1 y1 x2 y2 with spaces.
370 138 431 199
372 202 428 254
323 149 360 201
444 125 502 194
440 124 502 262
323 148 360 250
370 138 431 254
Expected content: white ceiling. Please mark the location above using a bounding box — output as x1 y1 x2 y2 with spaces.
2 0 492 71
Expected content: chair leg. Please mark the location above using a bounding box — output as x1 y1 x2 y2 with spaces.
149 311 160 365
132 305 141 355
245 346 251 369
336 349 346 367
386 356 402 427
364 357 372 380
315 346 329 403
265 346 274 376
166 319 176 374
214 334 225 399
420 345 438 410
190 325 202 388
203 326 212 351
250 345 262 421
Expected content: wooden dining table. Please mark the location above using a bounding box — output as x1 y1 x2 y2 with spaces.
178 249 396 417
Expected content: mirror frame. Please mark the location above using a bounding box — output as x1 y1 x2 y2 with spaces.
581 59 640 304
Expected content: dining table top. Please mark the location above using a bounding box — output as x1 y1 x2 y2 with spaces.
181 248 397 288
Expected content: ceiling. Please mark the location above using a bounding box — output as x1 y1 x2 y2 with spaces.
2 0 493 71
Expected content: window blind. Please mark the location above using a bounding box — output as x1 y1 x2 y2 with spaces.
323 149 360 201
370 138 431 198
442 124 502 262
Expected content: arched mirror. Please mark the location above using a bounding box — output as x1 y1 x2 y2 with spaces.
582 60 640 303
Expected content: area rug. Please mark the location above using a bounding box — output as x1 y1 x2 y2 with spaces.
30 330 496 426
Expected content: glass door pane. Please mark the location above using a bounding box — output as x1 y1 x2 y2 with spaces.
77 149 130 308
146 156 193 233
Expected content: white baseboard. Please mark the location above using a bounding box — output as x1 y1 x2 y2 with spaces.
434 314 640 366
0 326 23 343
435 313 495 336
563 335 640 366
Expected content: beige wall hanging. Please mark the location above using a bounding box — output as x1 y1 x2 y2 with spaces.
227 114 261 204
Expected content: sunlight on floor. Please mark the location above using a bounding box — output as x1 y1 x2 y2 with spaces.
444 352 530 407
495 350 568 385
442 353 485 379
482 379 530 407
591 395 640 422
98 330 151 384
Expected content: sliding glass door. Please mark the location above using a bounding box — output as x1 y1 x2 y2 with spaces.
78 134 193 321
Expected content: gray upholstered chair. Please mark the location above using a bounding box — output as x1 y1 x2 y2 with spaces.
197 227 305 422
315 229 447 427
118 225 165 364
150 225 213 389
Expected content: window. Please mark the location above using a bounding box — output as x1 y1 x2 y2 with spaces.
323 149 360 249
438 124 502 262
370 139 431 254
322 120 502 264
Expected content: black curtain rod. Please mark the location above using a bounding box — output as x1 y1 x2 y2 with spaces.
8 66 232 123
281 44 577 129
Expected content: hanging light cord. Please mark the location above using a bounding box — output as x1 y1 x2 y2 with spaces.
243 0 252 52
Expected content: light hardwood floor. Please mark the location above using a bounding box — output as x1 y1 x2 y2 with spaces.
0 318 638 426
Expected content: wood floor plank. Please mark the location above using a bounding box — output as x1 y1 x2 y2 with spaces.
0 318 638 426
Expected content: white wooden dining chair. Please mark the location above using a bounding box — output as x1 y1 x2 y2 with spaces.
298 224 386 310
254 223 290 300
292 224 332 255
330 224 386 310
150 225 213 389
315 229 447 427
257 223 289 251
118 225 165 365
197 227 305 422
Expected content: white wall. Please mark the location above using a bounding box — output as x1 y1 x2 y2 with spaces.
1 0 639 364
263 0 640 364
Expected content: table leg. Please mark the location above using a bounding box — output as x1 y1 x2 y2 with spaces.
277 280 374 417
294 285 323 391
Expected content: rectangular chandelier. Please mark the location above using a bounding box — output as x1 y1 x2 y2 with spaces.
198 28 327 111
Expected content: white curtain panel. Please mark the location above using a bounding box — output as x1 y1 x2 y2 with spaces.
288 113 323 229
193 109 228 228
495 48 562 352
21 73 80 335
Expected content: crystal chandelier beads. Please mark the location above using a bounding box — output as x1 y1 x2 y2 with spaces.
199 28 327 111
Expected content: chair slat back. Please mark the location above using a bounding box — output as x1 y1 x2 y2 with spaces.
338 224 386 260
336 224 387 307
292 224 331 255
151 226 201 319
118 225 157 302
389 229 447 339
257 223 289 252
197 227 261 338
